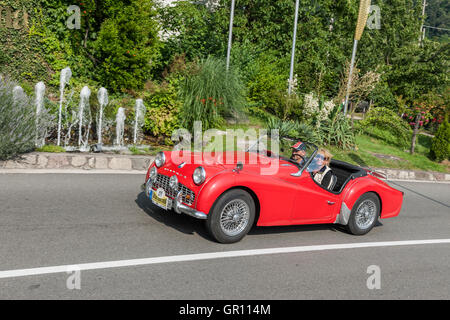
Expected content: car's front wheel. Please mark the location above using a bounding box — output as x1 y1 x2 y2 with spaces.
206 189 255 243
347 192 380 235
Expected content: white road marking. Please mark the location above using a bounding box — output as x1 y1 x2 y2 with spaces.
1 239 450 279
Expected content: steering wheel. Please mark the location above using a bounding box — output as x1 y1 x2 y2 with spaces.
291 153 305 163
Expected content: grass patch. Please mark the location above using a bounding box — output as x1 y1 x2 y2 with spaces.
218 115 266 132
36 145 66 153
329 133 448 173
128 146 152 155
147 146 172 156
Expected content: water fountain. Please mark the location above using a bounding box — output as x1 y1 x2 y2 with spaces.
78 86 91 150
57 67 72 146
34 82 46 147
115 107 126 147
12 85 25 103
25 67 151 154
97 87 108 145
133 99 145 145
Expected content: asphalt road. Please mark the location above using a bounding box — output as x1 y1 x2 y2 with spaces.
0 173 449 299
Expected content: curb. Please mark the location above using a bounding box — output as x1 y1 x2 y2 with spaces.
0 152 155 172
367 168 450 182
1 152 449 182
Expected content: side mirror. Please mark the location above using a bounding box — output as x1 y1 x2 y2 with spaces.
235 162 243 172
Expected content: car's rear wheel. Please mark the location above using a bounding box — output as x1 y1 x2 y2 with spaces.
347 192 380 235
206 189 255 243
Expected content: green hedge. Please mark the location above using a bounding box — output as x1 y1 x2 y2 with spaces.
430 118 450 162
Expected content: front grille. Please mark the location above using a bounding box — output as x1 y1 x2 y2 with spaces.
153 174 195 205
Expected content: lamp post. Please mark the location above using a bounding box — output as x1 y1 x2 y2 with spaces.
226 0 236 71
343 0 371 115
419 0 427 45
288 0 300 95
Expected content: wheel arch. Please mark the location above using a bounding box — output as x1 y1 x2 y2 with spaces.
338 187 383 225
211 186 261 225
366 191 382 217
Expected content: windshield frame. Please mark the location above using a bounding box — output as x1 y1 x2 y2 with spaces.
288 140 318 176
247 135 318 175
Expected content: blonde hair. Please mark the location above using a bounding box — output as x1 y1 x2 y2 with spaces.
318 148 333 165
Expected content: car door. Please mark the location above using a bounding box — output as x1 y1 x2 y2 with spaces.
290 170 341 224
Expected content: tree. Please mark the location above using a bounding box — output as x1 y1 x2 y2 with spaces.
430 115 450 161
387 41 449 103
92 0 160 91
426 0 450 43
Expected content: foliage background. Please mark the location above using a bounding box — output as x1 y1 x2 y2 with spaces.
0 0 448 160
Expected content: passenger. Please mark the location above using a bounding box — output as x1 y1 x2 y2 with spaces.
309 149 335 190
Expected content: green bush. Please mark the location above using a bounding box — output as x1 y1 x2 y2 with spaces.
157 1 223 70
320 113 355 150
93 0 160 92
0 78 35 160
142 80 181 138
294 121 323 146
179 56 245 131
430 118 450 162
266 117 297 138
246 53 290 118
359 107 412 148
265 117 322 145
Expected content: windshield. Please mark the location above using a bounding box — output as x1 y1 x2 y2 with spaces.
305 153 325 173
248 136 318 170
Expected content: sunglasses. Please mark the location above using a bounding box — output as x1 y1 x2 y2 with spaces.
315 155 330 162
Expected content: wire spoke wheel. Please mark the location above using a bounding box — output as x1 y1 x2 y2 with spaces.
219 199 250 237
207 189 255 243
355 199 377 230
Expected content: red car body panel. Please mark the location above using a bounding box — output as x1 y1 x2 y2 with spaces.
340 174 404 219
145 151 403 226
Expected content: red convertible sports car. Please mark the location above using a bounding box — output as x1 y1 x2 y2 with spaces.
141 137 403 243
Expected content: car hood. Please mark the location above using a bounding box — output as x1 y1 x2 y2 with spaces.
158 151 298 189
159 151 228 190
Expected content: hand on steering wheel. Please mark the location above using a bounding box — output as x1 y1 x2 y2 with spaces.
291 153 305 163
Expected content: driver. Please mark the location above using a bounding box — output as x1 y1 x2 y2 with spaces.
291 141 307 164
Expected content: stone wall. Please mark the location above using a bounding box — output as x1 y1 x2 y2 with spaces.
0 152 154 171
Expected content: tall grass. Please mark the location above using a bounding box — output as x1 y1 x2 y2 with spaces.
179 56 245 131
0 77 35 160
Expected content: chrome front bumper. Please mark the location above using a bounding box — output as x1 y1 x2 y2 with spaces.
141 181 207 220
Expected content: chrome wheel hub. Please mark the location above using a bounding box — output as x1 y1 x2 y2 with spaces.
220 199 250 236
355 199 377 230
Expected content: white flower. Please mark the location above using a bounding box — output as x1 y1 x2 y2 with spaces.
287 74 298 95
303 92 319 117
318 100 335 121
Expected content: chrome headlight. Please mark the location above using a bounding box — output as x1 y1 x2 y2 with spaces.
155 152 165 168
193 166 206 185
149 166 157 181
169 175 178 191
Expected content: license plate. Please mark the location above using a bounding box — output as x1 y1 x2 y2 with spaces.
151 187 171 210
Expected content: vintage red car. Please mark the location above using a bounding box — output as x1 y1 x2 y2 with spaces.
141 138 403 243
